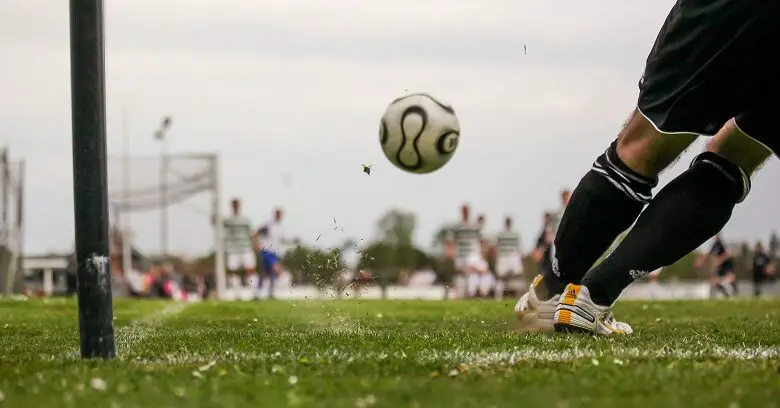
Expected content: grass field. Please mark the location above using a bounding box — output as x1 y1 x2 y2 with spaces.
1 298 779 408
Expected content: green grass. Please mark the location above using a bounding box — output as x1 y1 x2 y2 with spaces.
1 298 779 408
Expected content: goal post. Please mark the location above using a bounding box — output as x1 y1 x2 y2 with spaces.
106 153 226 299
0 148 25 296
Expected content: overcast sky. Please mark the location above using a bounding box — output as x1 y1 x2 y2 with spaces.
1 0 778 257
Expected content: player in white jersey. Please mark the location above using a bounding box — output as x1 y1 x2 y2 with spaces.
221 199 256 299
261 208 289 256
223 198 256 274
494 216 524 299
471 214 494 297
448 204 484 298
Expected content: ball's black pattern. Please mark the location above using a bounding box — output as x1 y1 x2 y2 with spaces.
395 105 426 171
436 130 459 154
383 93 459 173
380 119 388 145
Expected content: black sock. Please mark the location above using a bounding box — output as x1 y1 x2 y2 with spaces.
582 152 750 305
541 140 657 298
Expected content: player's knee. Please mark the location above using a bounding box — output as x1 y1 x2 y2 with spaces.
616 109 696 177
705 119 772 175
591 140 658 204
689 151 751 203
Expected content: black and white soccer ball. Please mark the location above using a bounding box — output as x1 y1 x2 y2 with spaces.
379 93 460 174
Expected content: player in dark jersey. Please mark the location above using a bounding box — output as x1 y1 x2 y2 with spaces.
698 234 737 297
752 241 773 297
533 212 553 274
521 0 780 335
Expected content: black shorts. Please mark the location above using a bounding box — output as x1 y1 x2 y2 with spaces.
753 270 765 283
716 263 734 277
638 0 780 153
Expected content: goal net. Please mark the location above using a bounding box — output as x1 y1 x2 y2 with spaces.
0 148 25 295
106 153 226 298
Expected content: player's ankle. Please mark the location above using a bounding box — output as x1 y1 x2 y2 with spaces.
581 279 612 307
538 272 566 300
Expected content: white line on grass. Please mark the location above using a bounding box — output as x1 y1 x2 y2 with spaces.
129 345 780 366
59 302 191 359
115 302 190 355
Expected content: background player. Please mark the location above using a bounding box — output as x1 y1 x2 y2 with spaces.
548 189 571 235
450 204 483 298
494 216 523 299
751 241 774 297
256 207 290 299
532 212 553 273
696 234 736 297
222 198 256 296
255 227 285 299
472 214 495 297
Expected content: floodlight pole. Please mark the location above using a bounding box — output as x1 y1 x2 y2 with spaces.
155 117 172 261
69 0 116 359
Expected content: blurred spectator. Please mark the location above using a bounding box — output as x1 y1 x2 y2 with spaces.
408 267 437 287
125 261 146 297
753 242 774 297
111 256 130 298
66 252 78 296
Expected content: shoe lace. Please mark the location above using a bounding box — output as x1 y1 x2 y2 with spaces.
603 312 617 326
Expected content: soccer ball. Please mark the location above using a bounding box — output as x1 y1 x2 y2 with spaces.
379 93 460 174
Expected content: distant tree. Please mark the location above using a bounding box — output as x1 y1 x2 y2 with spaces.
376 209 416 247
283 245 344 288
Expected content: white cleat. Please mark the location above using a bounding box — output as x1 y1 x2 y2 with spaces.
553 283 633 335
514 275 558 332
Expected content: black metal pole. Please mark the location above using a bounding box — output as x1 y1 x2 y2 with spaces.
161 142 168 260
69 0 116 359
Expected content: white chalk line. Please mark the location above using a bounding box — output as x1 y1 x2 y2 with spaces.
115 302 190 354
117 345 780 366
60 302 191 358
48 302 193 359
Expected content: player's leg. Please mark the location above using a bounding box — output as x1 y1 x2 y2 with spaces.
225 253 241 297
711 270 729 298
551 0 778 333
560 121 772 333
724 268 738 297
465 257 482 298
494 258 509 299
240 251 260 300
753 268 763 297
478 271 493 299
538 109 695 301
466 271 479 299
267 259 283 300
493 277 506 300
547 0 779 303
260 250 280 299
